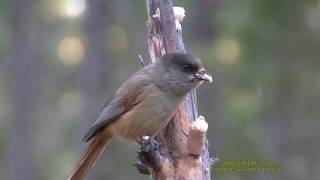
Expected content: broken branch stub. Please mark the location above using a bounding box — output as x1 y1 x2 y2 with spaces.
187 116 208 156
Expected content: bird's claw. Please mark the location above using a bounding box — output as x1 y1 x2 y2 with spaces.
136 136 164 172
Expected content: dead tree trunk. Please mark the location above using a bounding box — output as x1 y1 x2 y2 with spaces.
136 0 212 179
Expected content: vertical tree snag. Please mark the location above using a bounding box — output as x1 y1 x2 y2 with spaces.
137 0 212 179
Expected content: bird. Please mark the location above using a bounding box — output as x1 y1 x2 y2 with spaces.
68 53 212 180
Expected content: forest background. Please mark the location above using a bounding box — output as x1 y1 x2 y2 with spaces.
0 0 319 180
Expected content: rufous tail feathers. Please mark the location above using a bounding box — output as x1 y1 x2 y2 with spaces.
68 133 112 180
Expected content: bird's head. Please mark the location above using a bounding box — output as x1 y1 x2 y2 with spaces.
154 53 212 96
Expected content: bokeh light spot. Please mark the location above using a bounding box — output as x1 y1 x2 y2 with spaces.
106 25 128 53
213 37 240 65
56 0 86 18
304 5 320 31
57 37 85 66
57 91 84 118
230 86 263 121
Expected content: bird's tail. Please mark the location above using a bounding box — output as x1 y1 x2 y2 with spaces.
68 133 112 180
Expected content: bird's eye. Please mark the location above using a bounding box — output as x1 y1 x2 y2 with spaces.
183 64 192 72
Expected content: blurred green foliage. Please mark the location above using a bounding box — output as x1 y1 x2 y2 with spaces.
0 0 319 180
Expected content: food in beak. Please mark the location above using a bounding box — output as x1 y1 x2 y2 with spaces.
195 69 213 83
200 73 212 83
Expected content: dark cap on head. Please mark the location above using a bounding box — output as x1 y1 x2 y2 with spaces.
161 53 203 73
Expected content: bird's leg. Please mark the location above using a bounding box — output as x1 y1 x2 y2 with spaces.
135 135 164 174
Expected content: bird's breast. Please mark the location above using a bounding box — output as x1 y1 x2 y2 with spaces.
109 89 183 141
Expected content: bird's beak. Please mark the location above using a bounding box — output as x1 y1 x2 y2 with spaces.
194 68 213 83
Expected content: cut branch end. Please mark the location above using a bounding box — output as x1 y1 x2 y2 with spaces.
187 115 208 156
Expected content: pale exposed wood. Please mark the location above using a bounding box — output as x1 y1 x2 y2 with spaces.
187 116 208 156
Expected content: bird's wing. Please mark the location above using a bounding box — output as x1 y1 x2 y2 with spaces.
82 69 152 142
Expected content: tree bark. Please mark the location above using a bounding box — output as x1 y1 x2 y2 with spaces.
138 0 212 179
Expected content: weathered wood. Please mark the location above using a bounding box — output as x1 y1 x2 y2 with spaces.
187 116 208 156
137 0 212 179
